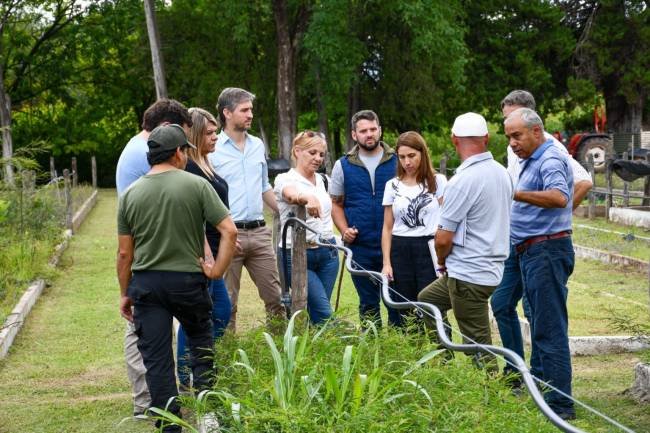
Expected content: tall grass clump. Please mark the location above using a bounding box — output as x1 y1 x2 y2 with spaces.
0 169 93 323
164 312 559 433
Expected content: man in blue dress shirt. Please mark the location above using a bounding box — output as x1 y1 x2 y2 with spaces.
209 88 285 331
505 107 575 420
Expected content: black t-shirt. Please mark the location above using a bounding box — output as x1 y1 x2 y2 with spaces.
185 159 229 255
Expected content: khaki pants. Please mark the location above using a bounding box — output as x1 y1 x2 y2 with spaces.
225 225 285 331
124 321 151 413
417 275 496 368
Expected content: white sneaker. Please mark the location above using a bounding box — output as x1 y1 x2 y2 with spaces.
198 412 220 433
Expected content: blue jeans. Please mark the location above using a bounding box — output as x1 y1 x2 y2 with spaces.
350 245 401 327
176 278 231 387
491 245 527 373
518 237 575 414
280 239 340 324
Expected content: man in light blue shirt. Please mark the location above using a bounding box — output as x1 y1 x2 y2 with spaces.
114 99 192 417
505 107 575 420
209 88 284 330
418 112 512 369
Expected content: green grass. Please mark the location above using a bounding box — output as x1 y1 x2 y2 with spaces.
0 184 95 324
572 216 650 261
0 189 648 432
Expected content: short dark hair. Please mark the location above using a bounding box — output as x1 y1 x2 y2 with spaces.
216 87 255 126
142 99 192 132
146 148 177 166
351 110 380 131
500 90 536 110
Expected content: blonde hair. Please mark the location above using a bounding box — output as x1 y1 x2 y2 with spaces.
291 131 326 164
187 107 220 178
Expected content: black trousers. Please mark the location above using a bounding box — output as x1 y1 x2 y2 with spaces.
129 271 214 432
390 235 437 326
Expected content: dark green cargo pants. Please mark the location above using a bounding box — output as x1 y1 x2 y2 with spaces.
417 275 496 369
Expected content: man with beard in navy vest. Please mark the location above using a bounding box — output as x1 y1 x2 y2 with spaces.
330 110 399 326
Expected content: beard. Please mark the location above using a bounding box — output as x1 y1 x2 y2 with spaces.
357 139 380 151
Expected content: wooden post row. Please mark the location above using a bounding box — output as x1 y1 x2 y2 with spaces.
50 157 56 183
643 154 650 207
290 206 308 314
91 156 97 190
587 154 596 219
622 151 630 208
439 154 448 178
63 169 73 231
71 157 78 188
605 160 613 220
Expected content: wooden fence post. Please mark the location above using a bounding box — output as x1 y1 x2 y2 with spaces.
71 157 78 188
605 159 613 220
290 206 308 314
91 156 97 190
622 151 630 207
641 153 650 206
273 211 286 291
587 154 596 219
440 154 448 178
63 169 73 231
49 157 56 183
21 170 35 196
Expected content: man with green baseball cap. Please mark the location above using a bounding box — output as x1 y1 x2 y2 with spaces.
116 123 237 432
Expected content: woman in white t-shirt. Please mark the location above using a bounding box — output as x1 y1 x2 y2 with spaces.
274 131 339 325
381 131 447 327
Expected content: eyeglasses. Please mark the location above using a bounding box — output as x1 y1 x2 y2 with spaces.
299 130 326 139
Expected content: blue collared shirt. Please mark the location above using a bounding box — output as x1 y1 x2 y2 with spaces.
510 139 573 244
208 131 270 222
438 152 513 286
115 135 150 196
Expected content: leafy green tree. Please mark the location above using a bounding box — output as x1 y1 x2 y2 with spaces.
563 0 650 133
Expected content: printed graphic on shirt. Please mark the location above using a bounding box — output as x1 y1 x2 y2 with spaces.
392 182 433 228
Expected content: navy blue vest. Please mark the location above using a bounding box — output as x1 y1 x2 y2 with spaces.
340 151 397 250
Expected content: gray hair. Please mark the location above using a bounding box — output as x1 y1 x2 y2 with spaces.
501 90 536 110
216 87 255 125
505 107 544 130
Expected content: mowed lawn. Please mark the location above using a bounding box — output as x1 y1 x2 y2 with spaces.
0 189 648 432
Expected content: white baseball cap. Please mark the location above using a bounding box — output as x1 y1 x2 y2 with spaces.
451 112 488 137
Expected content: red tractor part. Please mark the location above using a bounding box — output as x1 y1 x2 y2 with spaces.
567 105 612 173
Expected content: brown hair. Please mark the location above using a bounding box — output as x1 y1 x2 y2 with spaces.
395 131 437 194
291 130 327 164
142 99 192 132
187 107 220 179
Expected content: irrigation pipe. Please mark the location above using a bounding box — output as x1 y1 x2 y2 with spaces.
280 217 637 433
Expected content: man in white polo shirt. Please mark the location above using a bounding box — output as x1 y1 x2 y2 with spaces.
418 113 513 367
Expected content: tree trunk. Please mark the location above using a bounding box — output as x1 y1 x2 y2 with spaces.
257 118 270 158
345 81 360 151
314 64 333 173
272 0 297 160
604 84 644 134
143 0 168 100
0 67 14 186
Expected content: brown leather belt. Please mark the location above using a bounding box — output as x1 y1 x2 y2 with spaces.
515 230 572 254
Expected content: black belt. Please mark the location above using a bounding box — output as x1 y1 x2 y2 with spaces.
235 220 266 229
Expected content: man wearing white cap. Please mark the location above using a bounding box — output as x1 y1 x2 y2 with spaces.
418 113 513 367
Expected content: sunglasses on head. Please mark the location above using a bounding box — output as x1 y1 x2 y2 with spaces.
299 130 326 139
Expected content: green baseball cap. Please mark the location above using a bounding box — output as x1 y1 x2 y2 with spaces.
147 124 196 154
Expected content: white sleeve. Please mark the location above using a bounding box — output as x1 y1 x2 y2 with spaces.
569 156 592 183
435 174 448 198
382 178 396 206
506 146 519 185
273 172 289 203
329 160 345 197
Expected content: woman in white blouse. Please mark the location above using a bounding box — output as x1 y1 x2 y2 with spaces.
381 131 447 328
274 131 339 324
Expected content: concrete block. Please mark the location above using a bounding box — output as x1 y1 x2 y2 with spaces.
573 244 648 273
569 336 650 356
610 207 650 230
0 280 46 359
625 363 650 403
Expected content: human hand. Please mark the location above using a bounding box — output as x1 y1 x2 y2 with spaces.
382 264 393 281
120 296 133 322
342 226 358 244
305 195 322 218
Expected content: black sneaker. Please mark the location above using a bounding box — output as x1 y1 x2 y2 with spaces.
557 410 576 421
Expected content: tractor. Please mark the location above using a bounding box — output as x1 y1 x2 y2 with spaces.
564 105 613 173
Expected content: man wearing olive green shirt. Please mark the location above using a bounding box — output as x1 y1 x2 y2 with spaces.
116 124 237 432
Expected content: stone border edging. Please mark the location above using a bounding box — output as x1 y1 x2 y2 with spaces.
573 243 648 272
0 189 99 360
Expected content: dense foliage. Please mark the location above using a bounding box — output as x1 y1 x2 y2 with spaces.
1 0 649 186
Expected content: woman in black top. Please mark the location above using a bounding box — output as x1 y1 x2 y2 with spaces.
176 107 231 389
